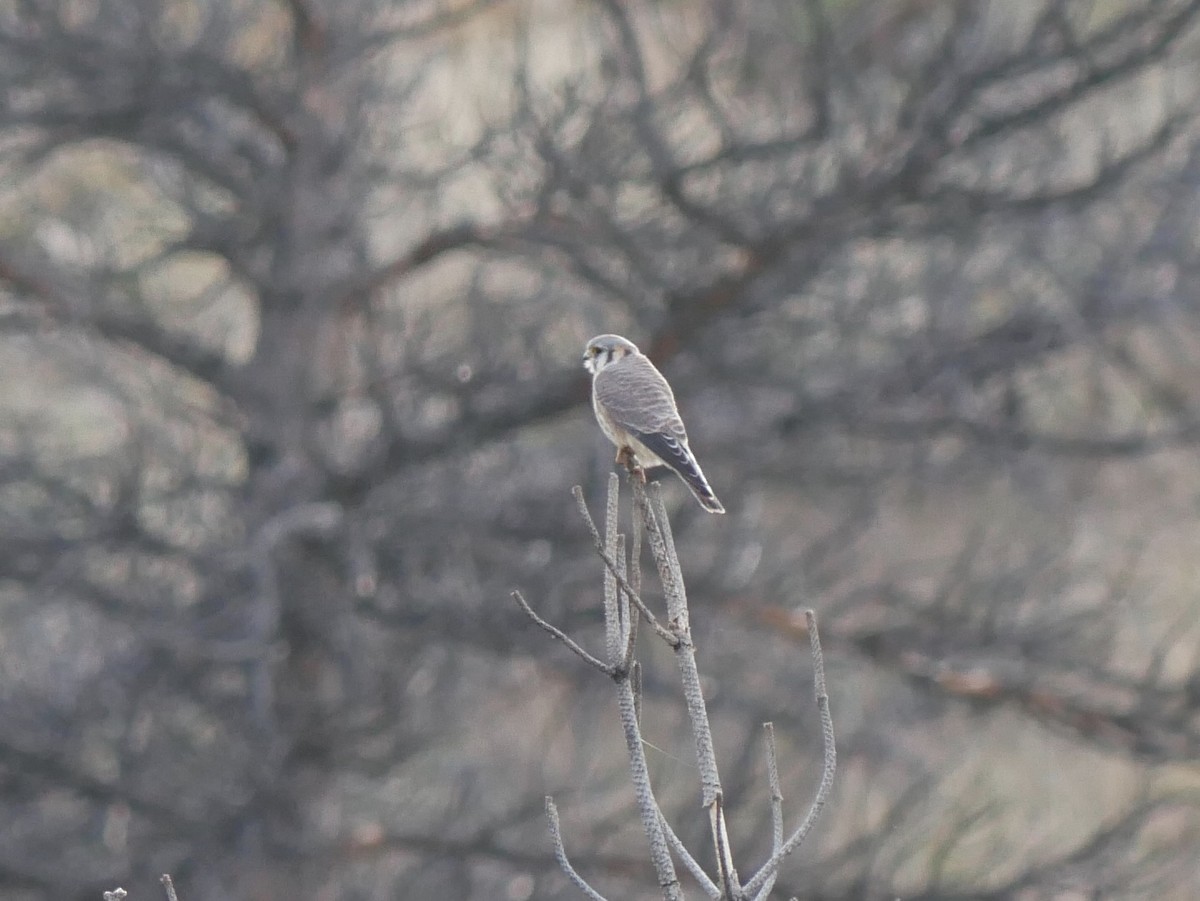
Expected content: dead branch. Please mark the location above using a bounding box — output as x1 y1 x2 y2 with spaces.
514 475 835 898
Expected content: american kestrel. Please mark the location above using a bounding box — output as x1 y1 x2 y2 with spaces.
583 334 725 514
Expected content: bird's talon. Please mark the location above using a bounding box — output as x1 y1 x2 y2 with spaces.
617 447 648 482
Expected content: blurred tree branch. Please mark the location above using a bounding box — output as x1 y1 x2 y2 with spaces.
3 0 1200 897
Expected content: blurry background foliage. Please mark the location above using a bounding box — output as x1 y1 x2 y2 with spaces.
4 0 1200 898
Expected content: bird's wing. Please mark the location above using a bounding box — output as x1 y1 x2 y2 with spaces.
593 355 688 440
595 356 724 512
630 429 696 475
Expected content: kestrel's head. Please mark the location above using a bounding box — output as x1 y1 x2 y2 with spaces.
583 334 640 375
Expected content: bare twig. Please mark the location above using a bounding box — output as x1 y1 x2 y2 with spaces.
743 610 837 898
711 795 740 898
511 590 614 675
633 482 687 624
658 808 722 899
620 555 640 674
637 487 723 796
160 875 180 901
615 669 684 900
635 482 739 892
765 724 784 847
631 659 643 726
619 478 645 672
538 479 683 899
529 479 835 899
751 724 785 901
545 797 610 901
573 485 680 647
601 476 686 900
603 473 624 664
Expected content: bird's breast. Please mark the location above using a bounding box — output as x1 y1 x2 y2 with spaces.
592 392 622 445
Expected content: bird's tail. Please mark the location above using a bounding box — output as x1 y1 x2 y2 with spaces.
637 432 725 514
680 462 725 514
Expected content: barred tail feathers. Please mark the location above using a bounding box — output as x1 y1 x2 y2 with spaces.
634 431 725 514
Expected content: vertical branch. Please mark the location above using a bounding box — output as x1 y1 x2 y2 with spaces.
631 659 643 728
616 531 629 654
574 486 679 646
806 608 837 831
615 673 685 901
742 611 837 898
635 481 687 626
634 480 738 892
160 875 180 901
710 799 740 899
601 475 683 899
620 561 640 673
603 472 623 663
622 482 644 670
659 810 723 900
629 491 644 599
546 797 610 901
643 486 718 795
602 477 685 898
764 725 784 849
751 725 784 901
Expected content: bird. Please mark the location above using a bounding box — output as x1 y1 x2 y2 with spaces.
583 334 725 513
